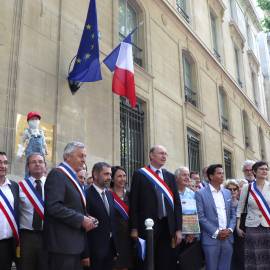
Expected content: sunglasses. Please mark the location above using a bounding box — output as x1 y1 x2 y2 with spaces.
228 188 238 192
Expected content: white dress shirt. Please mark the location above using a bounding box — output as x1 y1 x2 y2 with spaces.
19 176 46 230
0 178 14 240
209 184 227 237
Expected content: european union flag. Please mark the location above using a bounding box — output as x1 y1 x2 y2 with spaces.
68 0 102 86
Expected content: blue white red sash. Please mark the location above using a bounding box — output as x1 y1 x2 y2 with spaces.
57 162 86 208
198 183 204 189
138 166 174 209
111 191 129 220
0 189 20 244
250 181 270 226
19 178 44 220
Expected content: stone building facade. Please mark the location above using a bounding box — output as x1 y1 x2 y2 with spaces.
0 0 269 182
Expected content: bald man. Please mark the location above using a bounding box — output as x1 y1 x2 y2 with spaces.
130 145 182 270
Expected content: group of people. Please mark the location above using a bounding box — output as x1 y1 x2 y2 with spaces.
0 142 270 270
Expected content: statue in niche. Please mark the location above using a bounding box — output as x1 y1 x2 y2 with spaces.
17 111 48 159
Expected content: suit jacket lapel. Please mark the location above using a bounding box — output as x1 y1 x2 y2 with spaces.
161 169 170 186
8 182 19 223
106 190 114 216
91 186 110 217
205 185 218 217
221 189 230 223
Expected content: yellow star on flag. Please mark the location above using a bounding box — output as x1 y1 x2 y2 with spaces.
76 58 81 64
86 24 91 30
85 53 91 59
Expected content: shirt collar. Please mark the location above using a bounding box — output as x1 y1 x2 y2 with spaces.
149 164 162 173
1 177 11 187
28 175 46 184
209 183 221 193
93 183 106 195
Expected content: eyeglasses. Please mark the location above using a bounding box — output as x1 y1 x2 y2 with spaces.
258 167 269 171
244 169 253 172
0 161 8 165
228 188 238 192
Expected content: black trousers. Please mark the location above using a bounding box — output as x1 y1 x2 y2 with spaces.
20 229 48 270
48 252 82 270
154 218 176 270
84 238 114 270
135 218 175 270
0 238 16 270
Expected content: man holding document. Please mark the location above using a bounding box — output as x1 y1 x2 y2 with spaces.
175 167 202 270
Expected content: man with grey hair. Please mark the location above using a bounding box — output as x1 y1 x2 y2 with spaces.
242 160 255 183
130 145 182 270
44 142 96 270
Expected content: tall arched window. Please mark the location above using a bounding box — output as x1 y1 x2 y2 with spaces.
182 51 198 107
118 0 144 67
242 110 251 148
219 87 229 131
258 127 266 160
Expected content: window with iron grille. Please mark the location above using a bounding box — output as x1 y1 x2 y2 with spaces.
187 128 200 173
120 97 145 187
210 11 221 62
259 127 266 160
251 71 259 108
176 0 189 22
224 149 233 178
119 0 143 67
183 52 197 107
242 110 251 148
234 46 243 87
219 87 229 131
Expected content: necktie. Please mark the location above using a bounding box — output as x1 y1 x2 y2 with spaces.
155 170 165 218
101 191 110 215
32 179 43 230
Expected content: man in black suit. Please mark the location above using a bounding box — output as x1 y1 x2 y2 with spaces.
83 162 117 270
44 142 96 270
0 151 20 270
130 145 182 270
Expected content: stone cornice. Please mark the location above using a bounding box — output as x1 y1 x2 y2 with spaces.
247 49 260 72
239 0 262 32
229 20 246 49
208 0 226 17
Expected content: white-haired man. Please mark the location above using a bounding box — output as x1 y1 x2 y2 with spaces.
44 142 96 270
242 160 255 183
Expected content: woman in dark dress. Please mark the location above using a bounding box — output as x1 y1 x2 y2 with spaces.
111 166 133 270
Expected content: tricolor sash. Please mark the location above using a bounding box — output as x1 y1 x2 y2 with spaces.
19 178 44 220
0 189 20 244
250 181 270 226
111 191 129 220
138 166 174 209
199 182 204 189
57 163 86 208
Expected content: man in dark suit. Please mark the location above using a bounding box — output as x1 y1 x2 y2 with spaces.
195 164 236 270
44 142 96 270
83 162 117 270
129 145 182 270
0 151 20 270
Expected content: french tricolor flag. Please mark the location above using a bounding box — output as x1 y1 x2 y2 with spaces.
103 33 136 108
